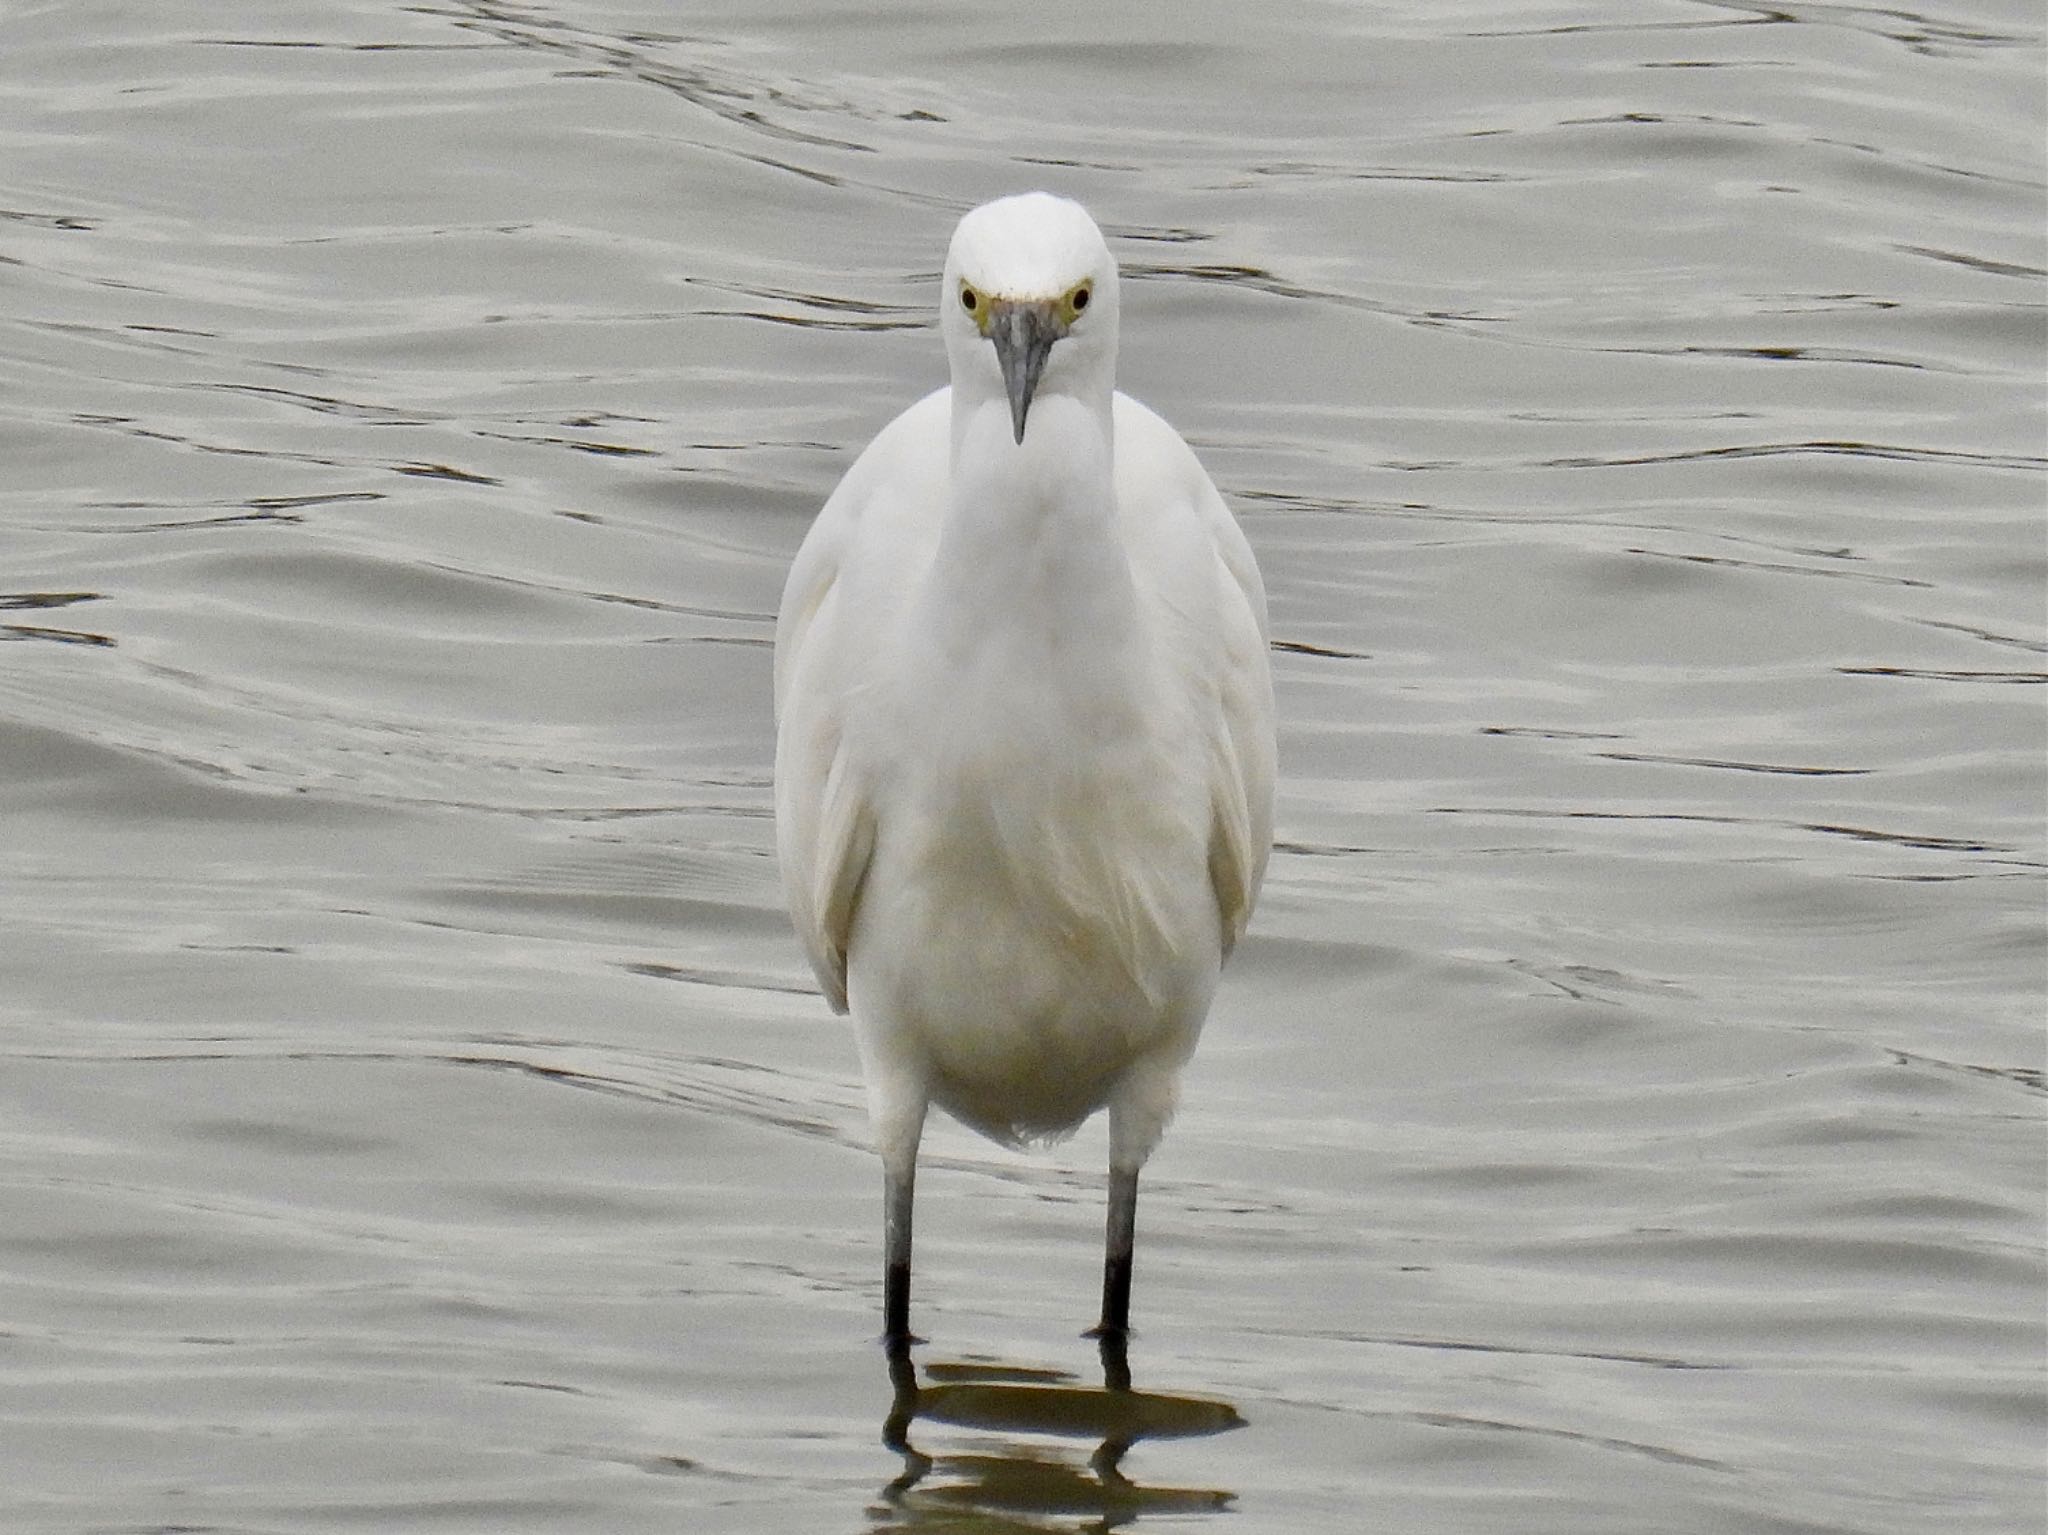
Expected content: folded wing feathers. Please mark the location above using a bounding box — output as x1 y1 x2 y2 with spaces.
1199 485 1276 958
775 523 865 1012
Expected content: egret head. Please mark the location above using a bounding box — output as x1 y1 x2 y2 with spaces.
942 193 1120 445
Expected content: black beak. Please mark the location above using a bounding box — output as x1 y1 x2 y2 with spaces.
988 300 1061 444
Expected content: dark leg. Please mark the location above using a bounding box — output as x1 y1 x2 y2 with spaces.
1088 1164 1139 1340
883 1161 918 1348
1097 1326 1132 1394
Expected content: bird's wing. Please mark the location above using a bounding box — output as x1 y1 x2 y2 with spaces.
774 389 950 1011
1201 472 1276 957
1113 394 1277 958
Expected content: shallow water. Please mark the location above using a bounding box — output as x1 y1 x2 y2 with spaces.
2 2 2043 1531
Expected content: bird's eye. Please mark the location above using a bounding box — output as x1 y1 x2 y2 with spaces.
1071 283 1091 312
960 285 979 313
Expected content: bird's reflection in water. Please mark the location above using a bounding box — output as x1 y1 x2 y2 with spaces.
873 1338 1241 1531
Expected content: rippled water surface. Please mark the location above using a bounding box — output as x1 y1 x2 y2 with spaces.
3 2 2043 1531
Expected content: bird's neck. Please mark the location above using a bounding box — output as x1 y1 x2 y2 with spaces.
928 391 1135 651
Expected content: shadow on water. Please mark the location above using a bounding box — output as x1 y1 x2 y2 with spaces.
872 1339 1243 1531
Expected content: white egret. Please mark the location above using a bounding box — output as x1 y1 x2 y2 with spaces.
774 192 1275 1347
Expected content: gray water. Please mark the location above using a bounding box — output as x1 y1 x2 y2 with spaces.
2 2 2043 1531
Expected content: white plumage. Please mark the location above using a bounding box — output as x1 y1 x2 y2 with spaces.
773 192 1275 1346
